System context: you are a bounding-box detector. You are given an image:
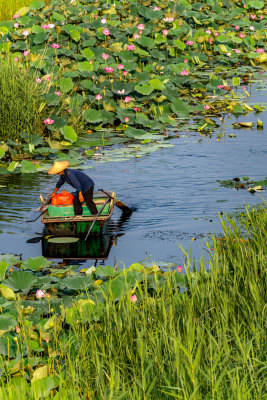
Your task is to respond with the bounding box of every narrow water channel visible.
[0,84,266,268]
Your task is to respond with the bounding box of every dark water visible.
[0,83,266,268]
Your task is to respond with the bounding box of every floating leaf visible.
[48,237,79,243]
[60,126,78,143]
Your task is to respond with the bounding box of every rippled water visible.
[0,83,266,267]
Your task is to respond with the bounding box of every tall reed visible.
[0,57,46,142]
[0,204,266,399]
[0,0,31,22]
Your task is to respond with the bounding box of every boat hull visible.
[41,191,115,236]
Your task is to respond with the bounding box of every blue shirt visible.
[56,168,94,195]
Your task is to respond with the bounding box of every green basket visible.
[47,202,110,217]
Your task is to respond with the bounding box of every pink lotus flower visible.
[243,4,246,7]
[209,38,213,44]
[137,24,144,30]
[226,52,232,56]
[14,57,19,62]
[214,32,219,37]
[48,23,55,29]
[256,48,264,53]
[204,105,210,110]
[235,26,240,30]
[43,118,54,125]
[118,89,125,94]
[180,70,189,76]
[41,24,49,29]
[130,294,137,303]
[101,18,107,24]
[249,26,255,31]
[239,33,246,38]
[250,14,256,20]
[43,75,51,81]
[163,17,174,22]
[133,33,140,39]
[260,15,263,20]
[102,28,110,36]
[24,50,30,56]
[104,66,114,73]
[36,78,42,83]
[217,85,224,89]
[125,117,129,122]
[162,29,168,36]
[22,30,29,37]
[138,30,142,34]
[16,326,20,333]
[51,43,60,48]
[124,96,132,103]
[205,29,212,34]
[36,289,46,299]
[14,23,19,28]
[234,49,241,54]
[186,40,194,45]
[13,14,20,19]
[134,107,140,111]
[117,64,124,70]
[54,91,61,96]
[96,94,102,100]
[123,71,128,76]
[153,6,161,11]
[184,59,188,63]
[102,53,109,60]
[127,44,135,51]
[177,266,182,272]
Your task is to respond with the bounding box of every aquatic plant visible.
[0,203,266,398]
[0,0,265,143]
[0,56,47,142]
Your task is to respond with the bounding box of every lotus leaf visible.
[95,266,117,277]
[0,316,17,331]
[0,262,8,280]
[0,285,16,301]
[21,257,52,272]
[3,272,37,292]
[59,126,78,143]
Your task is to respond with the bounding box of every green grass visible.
[0,0,31,22]
[0,204,266,399]
[0,56,47,142]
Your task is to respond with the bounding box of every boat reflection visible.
[41,211,132,264]
[42,234,115,261]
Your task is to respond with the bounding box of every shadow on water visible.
[24,211,133,266]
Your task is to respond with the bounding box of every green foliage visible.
[0,57,46,141]
[0,205,266,398]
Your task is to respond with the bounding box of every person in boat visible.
[48,161,98,216]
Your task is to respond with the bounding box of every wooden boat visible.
[42,191,115,236]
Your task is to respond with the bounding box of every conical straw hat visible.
[48,161,69,175]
